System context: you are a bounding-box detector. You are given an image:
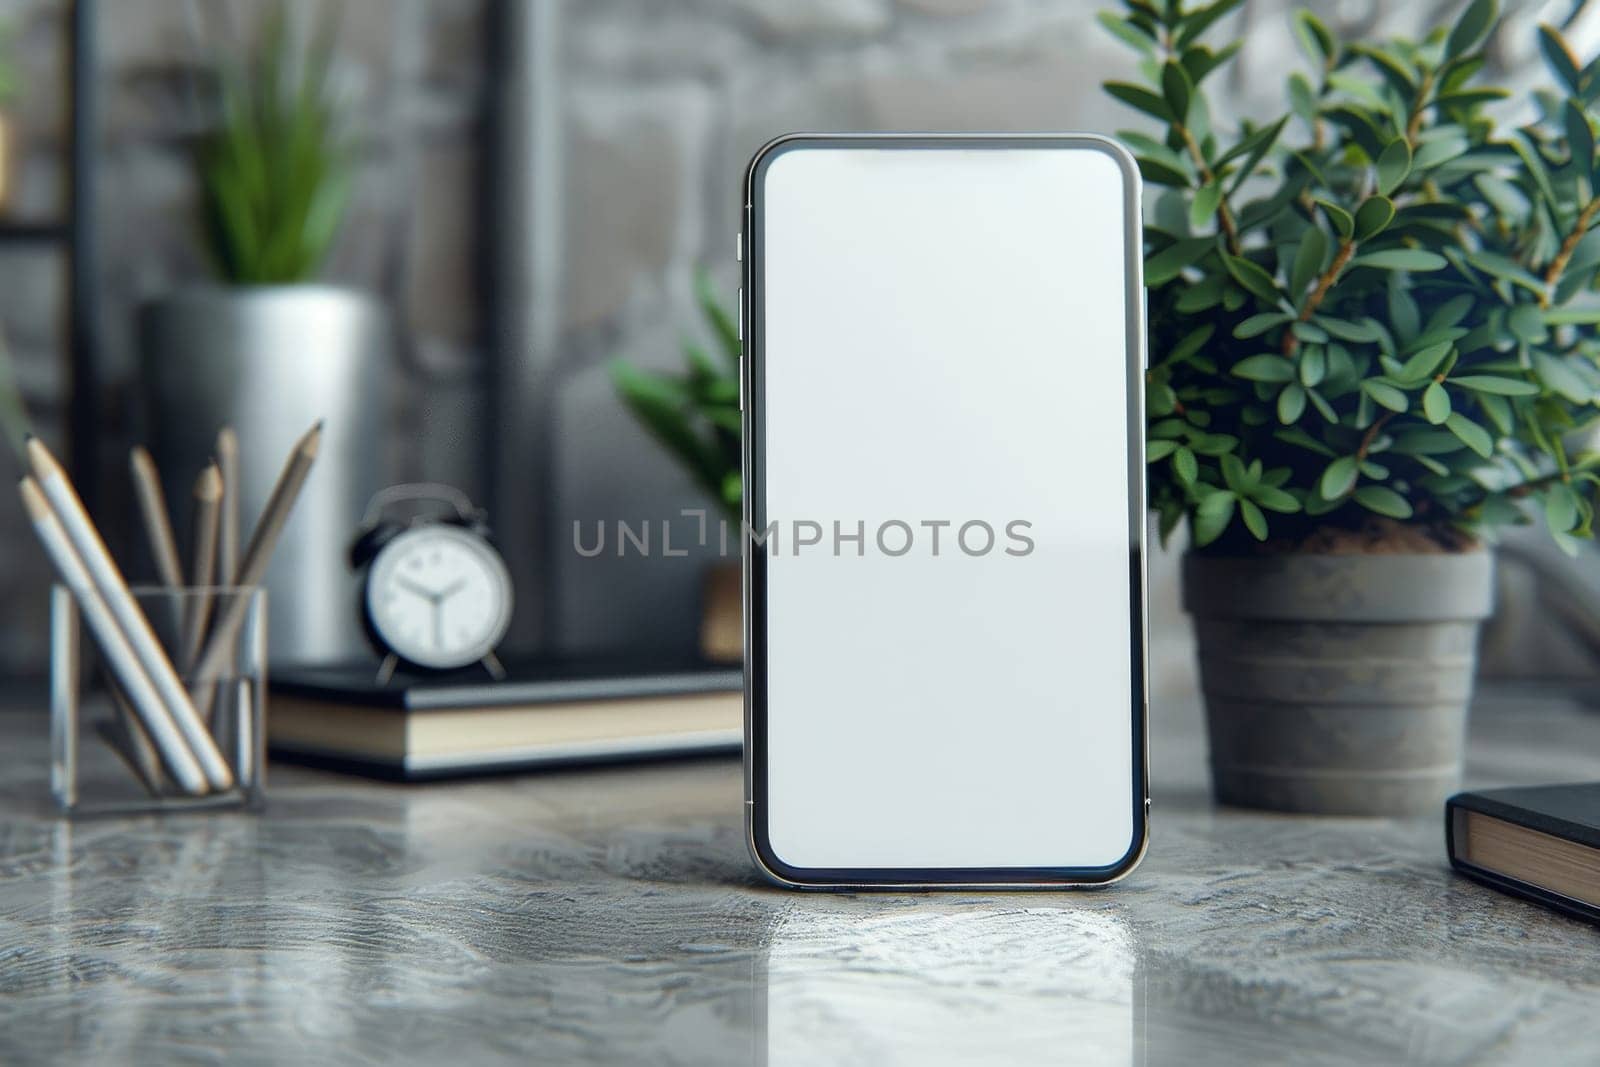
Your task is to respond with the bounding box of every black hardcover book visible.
[268,658,743,780]
[1446,783,1600,924]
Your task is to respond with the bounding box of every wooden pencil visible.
[20,476,209,795]
[216,427,239,585]
[191,420,322,694]
[183,462,223,670]
[26,439,233,791]
[130,446,184,589]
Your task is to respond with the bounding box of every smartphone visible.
[741,134,1148,888]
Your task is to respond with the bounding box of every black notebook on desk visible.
[268,658,743,780]
[1446,784,1600,923]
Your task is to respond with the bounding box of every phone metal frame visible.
[740,133,1150,889]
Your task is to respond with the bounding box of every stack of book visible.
[269,658,742,779]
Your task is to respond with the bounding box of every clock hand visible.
[397,576,438,601]
[432,600,443,650]
[435,577,468,602]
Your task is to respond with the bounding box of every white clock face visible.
[365,525,514,670]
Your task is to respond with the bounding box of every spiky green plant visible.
[197,3,348,284]
[1105,0,1600,553]
[612,273,742,521]
[0,20,18,105]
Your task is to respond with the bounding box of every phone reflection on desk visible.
[758,904,1137,1066]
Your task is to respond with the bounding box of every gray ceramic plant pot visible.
[139,285,391,666]
[1182,550,1495,815]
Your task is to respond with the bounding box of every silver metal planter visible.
[139,285,391,666]
[1183,551,1495,815]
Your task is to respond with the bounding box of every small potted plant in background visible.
[1104,0,1600,814]
[612,273,742,663]
[140,1,389,665]
[0,18,19,215]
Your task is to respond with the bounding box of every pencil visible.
[183,462,223,670]
[20,477,209,795]
[130,446,184,589]
[26,440,234,792]
[104,679,168,796]
[216,427,239,585]
[192,420,322,690]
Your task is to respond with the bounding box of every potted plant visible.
[1103,0,1600,813]
[612,273,742,662]
[139,3,388,665]
[0,18,19,214]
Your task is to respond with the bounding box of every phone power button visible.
[738,356,745,412]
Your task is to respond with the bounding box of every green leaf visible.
[1423,381,1451,423]
[1411,135,1471,171]
[1446,412,1495,457]
[1565,99,1596,181]
[1173,0,1247,49]
[1300,345,1327,387]
[1538,24,1582,94]
[1252,484,1301,513]
[1290,226,1329,297]
[696,271,741,365]
[1293,10,1336,66]
[1361,379,1410,412]
[1105,81,1173,122]
[1145,237,1213,286]
[1278,383,1307,423]
[1398,341,1452,382]
[1509,131,1559,209]
[1354,485,1414,519]
[1508,303,1550,344]
[1146,439,1178,461]
[1306,386,1338,422]
[1166,324,1216,365]
[1278,426,1337,457]
[1097,12,1156,54]
[1161,61,1193,120]
[1545,306,1600,326]
[1223,253,1282,301]
[1320,456,1359,499]
[1139,156,1191,186]
[1465,250,1546,296]
[1451,374,1540,396]
[1148,380,1178,415]
[1479,392,1515,435]
[1234,312,1294,339]
[1219,116,1289,194]
[1534,351,1596,403]
[1546,483,1580,533]
[1354,196,1396,241]
[1172,446,1199,485]
[1192,490,1236,547]
[1232,354,1297,382]
[1190,181,1223,230]
[1446,0,1497,59]
[1350,249,1448,272]
[1318,199,1354,239]
[1238,497,1268,540]
[1376,140,1412,196]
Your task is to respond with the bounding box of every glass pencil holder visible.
[51,584,267,815]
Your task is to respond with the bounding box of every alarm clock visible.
[349,484,513,682]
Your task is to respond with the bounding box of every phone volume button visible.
[738,356,745,412]
[737,287,744,342]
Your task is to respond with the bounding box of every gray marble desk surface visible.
[2,685,1600,1066]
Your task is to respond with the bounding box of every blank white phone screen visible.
[758,142,1140,873]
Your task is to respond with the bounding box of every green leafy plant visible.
[611,272,742,520]
[1104,0,1600,553]
[197,3,348,284]
[0,20,18,105]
